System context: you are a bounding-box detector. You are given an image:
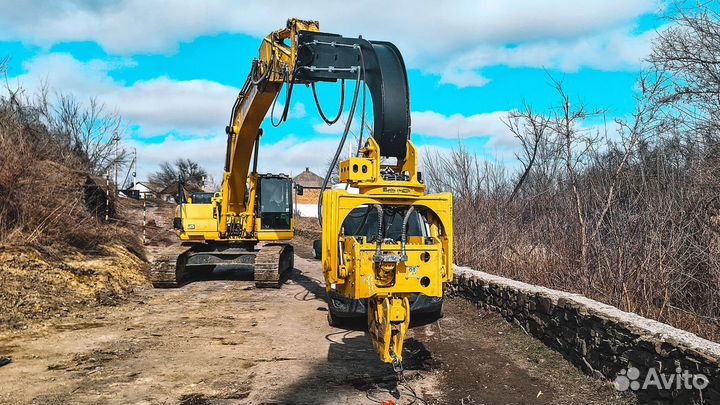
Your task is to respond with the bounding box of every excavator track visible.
[254,244,294,288]
[149,243,293,288]
[149,247,190,288]
[149,259,181,288]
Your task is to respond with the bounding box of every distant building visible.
[158,181,203,203]
[293,167,323,217]
[130,181,162,199]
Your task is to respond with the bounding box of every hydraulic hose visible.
[270,67,295,127]
[250,55,272,86]
[229,53,274,129]
[355,46,368,156]
[312,79,345,125]
[355,78,367,155]
[400,206,415,258]
[317,66,363,225]
[373,204,384,258]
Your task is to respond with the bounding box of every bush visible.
[0,79,137,251]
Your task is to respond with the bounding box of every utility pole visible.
[105,170,110,221]
[132,148,137,188]
[113,131,120,194]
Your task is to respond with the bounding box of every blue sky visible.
[0,1,667,184]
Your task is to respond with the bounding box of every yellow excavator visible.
[156,19,453,370]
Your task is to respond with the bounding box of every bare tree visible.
[149,158,208,189]
[408,2,720,342]
[503,103,551,202]
[1,81,127,177]
[0,56,7,76]
[649,2,720,138]
[0,74,137,250]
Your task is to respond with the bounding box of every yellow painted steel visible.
[221,19,319,238]
[322,138,453,364]
[177,18,319,244]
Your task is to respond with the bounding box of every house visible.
[158,181,203,203]
[293,167,323,217]
[130,181,162,199]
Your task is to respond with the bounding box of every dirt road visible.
[0,247,630,404]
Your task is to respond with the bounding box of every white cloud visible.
[255,135,338,176]
[0,1,658,54]
[9,53,340,179]
[12,53,306,137]
[434,27,659,86]
[130,134,227,181]
[270,101,308,121]
[108,77,238,135]
[438,69,490,88]
[0,1,662,87]
[312,110,517,152]
[13,53,239,136]
[311,113,363,135]
[130,109,517,181]
[130,133,338,181]
[411,110,515,146]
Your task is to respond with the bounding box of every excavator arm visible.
[221,19,320,237]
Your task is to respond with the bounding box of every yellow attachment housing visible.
[321,191,454,297]
[321,139,453,365]
[340,157,376,183]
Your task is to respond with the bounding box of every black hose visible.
[229,52,273,130]
[312,79,345,125]
[355,79,367,155]
[317,66,362,225]
[373,204,383,257]
[355,46,368,156]
[250,56,272,86]
[401,206,414,257]
[351,205,373,237]
[270,67,295,127]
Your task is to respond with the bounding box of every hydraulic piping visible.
[373,204,384,259]
[317,64,362,225]
[312,79,345,125]
[400,206,415,260]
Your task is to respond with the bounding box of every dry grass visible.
[0,83,141,252]
[0,243,149,329]
[0,68,148,328]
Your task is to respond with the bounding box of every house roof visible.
[133,181,163,192]
[293,167,323,188]
[158,181,203,196]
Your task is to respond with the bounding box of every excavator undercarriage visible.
[150,243,294,288]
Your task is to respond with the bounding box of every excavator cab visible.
[256,174,293,230]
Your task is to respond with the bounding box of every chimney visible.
[305,167,309,172]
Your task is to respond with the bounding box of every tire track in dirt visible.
[0,247,633,404]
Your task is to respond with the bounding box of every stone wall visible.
[451,266,720,404]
